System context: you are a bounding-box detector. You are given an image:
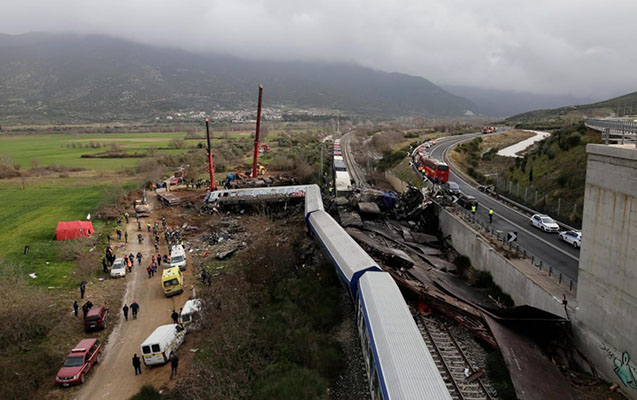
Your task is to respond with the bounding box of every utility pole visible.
[251,84,264,178]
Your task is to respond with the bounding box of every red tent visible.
[56,221,94,241]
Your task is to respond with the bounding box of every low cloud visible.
[2,0,635,98]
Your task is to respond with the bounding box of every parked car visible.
[457,194,478,210]
[530,214,560,232]
[84,306,109,331]
[55,339,102,386]
[559,230,582,248]
[110,258,126,278]
[443,181,460,196]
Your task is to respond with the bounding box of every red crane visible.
[205,118,216,191]
[251,84,264,178]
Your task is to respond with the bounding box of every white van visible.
[181,299,202,331]
[140,324,185,366]
[169,245,187,271]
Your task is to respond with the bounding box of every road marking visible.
[425,136,580,263]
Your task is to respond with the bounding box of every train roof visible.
[358,272,452,400]
[308,210,379,297]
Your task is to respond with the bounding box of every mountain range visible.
[505,91,637,127]
[0,33,477,123]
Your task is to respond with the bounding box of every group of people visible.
[131,352,179,378]
[121,301,140,321]
[72,299,94,318]
[75,209,189,380]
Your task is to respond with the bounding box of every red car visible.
[84,306,109,332]
[55,339,102,386]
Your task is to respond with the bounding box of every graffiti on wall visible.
[614,352,637,389]
[602,344,637,389]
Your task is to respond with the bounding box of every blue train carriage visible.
[357,272,452,400]
[306,209,380,298]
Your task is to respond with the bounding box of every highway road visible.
[424,133,581,283]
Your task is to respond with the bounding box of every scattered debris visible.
[29,273,37,279]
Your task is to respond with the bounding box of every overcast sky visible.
[2,0,635,99]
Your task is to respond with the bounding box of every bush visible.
[270,155,296,171]
[566,134,581,149]
[377,146,408,171]
[252,362,328,400]
[557,174,568,188]
[472,270,514,307]
[170,138,186,149]
[0,264,53,350]
[546,149,555,160]
[453,255,471,277]
[130,385,163,400]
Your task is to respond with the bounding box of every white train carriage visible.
[307,210,380,298]
[304,184,324,216]
[335,170,353,196]
[357,272,452,400]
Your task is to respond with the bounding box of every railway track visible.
[415,314,494,400]
[340,131,367,187]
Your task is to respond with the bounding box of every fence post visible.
[525,187,528,202]
[535,190,538,204]
[570,280,574,291]
[516,181,520,197]
[509,181,512,194]
[539,260,543,270]
[557,198,561,216]
[573,203,577,216]
[559,273,562,284]
[531,255,535,265]
[549,266,552,276]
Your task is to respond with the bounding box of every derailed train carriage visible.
[205,185,451,399]
[304,188,451,400]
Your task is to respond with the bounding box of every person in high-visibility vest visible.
[489,208,494,223]
[471,205,476,216]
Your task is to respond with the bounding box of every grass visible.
[391,158,425,189]
[0,181,119,287]
[0,132,193,170]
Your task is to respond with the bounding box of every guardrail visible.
[451,203,578,291]
[407,150,579,289]
[586,119,637,146]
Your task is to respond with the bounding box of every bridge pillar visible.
[574,144,637,399]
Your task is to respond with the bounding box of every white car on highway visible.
[559,230,582,248]
[530,214,560,232]
[110,258,126,278]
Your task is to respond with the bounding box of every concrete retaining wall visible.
[438,208,569,318]
[573,144,637,400]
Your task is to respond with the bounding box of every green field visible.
[0,132,195,170]
[0,181,119,287]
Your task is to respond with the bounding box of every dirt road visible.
[75,203,191,400]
